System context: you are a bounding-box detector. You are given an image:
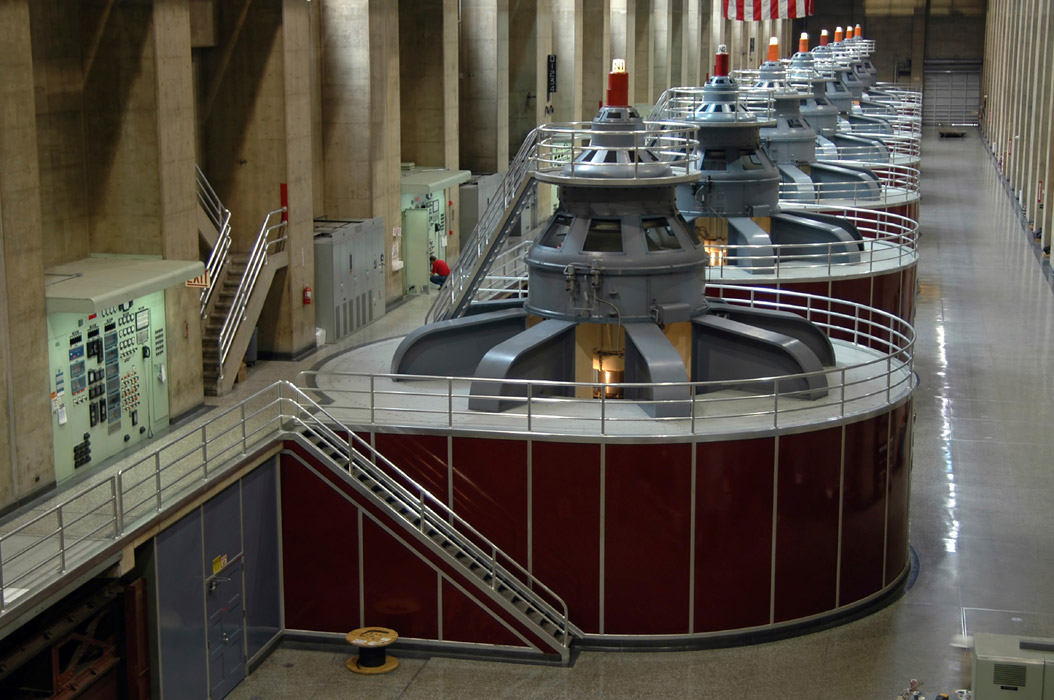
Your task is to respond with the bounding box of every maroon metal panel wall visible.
[451,437,529,564]
[362,518,440,639]
[901,265,918,323]
[694,437,776,632]
[281,456,361,632]
[604,443,692,634]
[840,414,890,606]
[885,401,914,585]
[774,427,842,622]
[829,277,875,345]
[531,441,602,634]
[441,580,527,647]
[373,432,450,503]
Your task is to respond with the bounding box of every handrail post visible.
[58,507,67,573]
[202,426,209,481]
[154,453,163,512]
[491,544,498,589]
[116,473,125,535]
[241,403,247,454]
[111,478,120,538]
[419,487,426,534]
[773,378,779,429]
[526,382,533,433]
[448,377,454,428]
[369,374,376,425]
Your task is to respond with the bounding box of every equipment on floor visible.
[972,633,1054,700]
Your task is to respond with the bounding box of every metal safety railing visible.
[0,382,572,656]
[196,165,233,319]
[427,119,700,323]
[216,208,287,377]
[778,162,920,204]
[651,85,775,123]
[707,205,919,278]
[825,132,921,164]
[426,129,541,324]
[297,287,916,438]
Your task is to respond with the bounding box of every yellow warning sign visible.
[212,554,228,574]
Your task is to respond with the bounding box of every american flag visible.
[723,0,814,20]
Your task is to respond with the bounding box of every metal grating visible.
[992,662,1028,687]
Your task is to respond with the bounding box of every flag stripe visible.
[725,0,811,18]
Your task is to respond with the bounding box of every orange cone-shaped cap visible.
[819,29,829,46]
[767,36,780,62]
[834,26,843,43]
[799,32,810,53]
[846,25,854,39]
[855,24,863,39]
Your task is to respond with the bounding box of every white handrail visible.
[0,381,572,653]
[196,165,233,318]
[217,208,287,375]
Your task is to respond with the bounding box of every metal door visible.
[206,560,245,699]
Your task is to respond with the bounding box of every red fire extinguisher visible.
[303,286,313,305]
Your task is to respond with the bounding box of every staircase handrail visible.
[282,387,572,647]
[195,165,234,318]
[426,128,541,323]
[217,208,287,375]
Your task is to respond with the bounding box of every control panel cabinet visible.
[48,291,170,482]
[314,218,386,344]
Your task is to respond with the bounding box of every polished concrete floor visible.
[225,128,1053,698]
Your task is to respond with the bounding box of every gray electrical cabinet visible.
[313,218,386,343]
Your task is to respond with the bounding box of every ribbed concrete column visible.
[509,0,544,153]
[631,0,650,104]
[651,0,672,101]
[0,0,52,502]
[552,0,583,122]
[460,0,510,172]
[582,0,611,115]
[320,0,402,300]
[1041,5,1054,250]
[400,0,448,167]
[680,0,702,88]
[909,0,926,84]
[154,0,206,415]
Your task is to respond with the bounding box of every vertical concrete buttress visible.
[154,0,207,416]
[460,0,511,172]
[0,0,53,502]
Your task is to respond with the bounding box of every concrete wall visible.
[0,0,53,505]
[400,0,446,167]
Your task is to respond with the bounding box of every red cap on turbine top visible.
[606,59,629,106]
[834,26,844,43]
[714,45,730,77]
[846,25,854,40]
[855,24,863,39]
[767,36,780,63]
[819,29,829,46]
[799,32,810,53]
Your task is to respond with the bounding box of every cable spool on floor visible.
[345,627,399,674]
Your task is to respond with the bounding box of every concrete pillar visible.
[581,0,610,115]
[651,0,672,101]
[909,0,926,85]
[401,0,447,168]
[319,0,403,301]
[680,0,702,88]
[1041,5,1054,250]
[460,0,510,172]
[552,0,583,122]
[154,0,206,415]
[0,0,53,502]
[632,0,650,105]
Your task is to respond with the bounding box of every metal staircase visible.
[288,398,577,663]
[196,166,288,396]
[426,129,541,323]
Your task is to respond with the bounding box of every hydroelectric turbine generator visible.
[391,62,835,418]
